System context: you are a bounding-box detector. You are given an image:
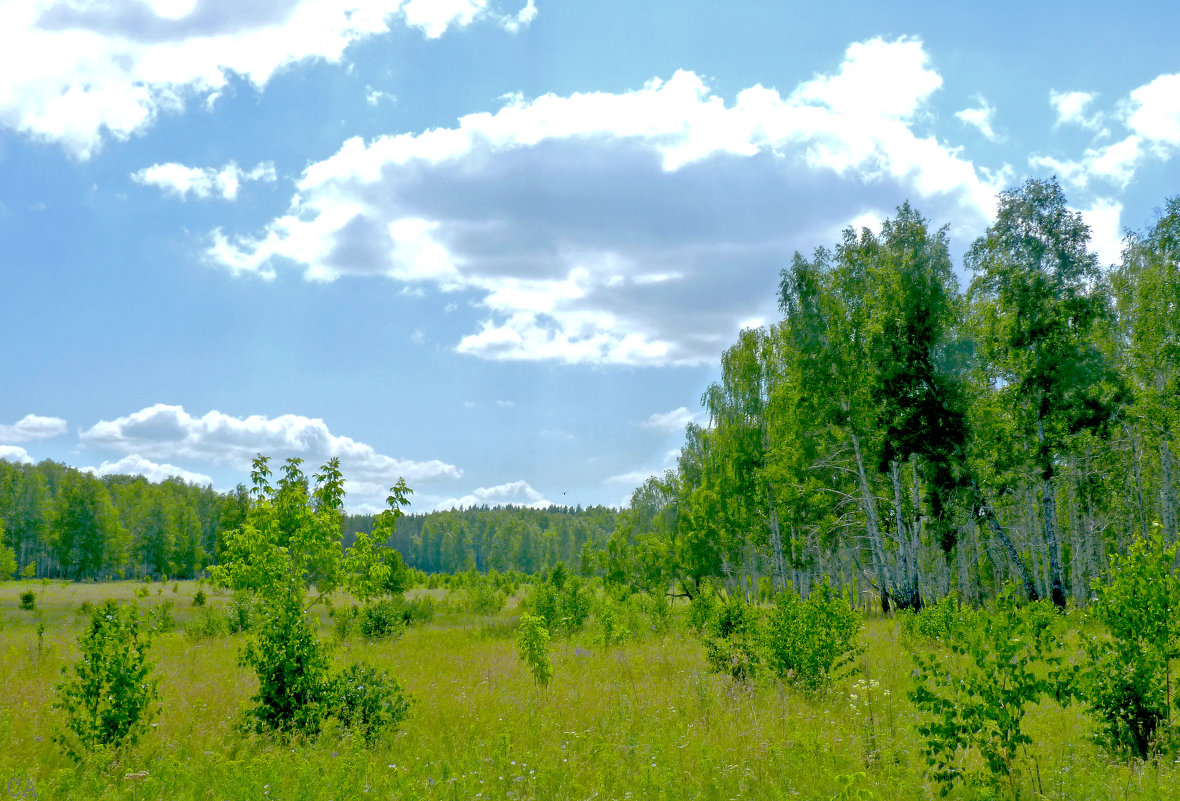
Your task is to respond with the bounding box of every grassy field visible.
[1,580,1177,800]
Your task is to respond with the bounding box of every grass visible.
[1,579,1177,800]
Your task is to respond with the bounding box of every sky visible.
[1,1,1178,513]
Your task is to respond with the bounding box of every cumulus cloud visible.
[0,445,34,464]
[1080,198,1126,267]
[0,0,531,158]
[639,406,702,433]
[0,413,67,443]
[78,403,462,490]
[132,160,276,200]
[955,96,1001,142]
[206,36,1002,366]
[1050,90,1106,133]
[1034,73,1180,193]
[433,479,550,510]
[82,454,214,485]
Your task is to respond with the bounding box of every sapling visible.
[517,613,553,686]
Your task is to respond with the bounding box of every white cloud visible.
[132,161,276,200]
[0,445,33,464]
[82,454,213,485]
[0,413,67,443]
[0,0,524,158]
[606,469,659,486]
[639,406,702,433]
[1126,73,1180,149]
[1050,90,1106,133]
[955,96,1001,142]
[433,479,550,510]
[365,86,396,107]
[1080,198,1125,266]
[78,403,462,490]
[206,37,1002,366]
[1035,73,1180,191]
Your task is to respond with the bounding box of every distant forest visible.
[0,457,615,581]
[4,179,1178,614]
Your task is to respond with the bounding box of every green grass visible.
[1,580,1176,800]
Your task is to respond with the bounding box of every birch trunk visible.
[850,428,894,611]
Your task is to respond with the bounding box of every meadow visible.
[1,579,1177,801]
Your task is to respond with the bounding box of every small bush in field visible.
[910,587,1066,796]
[700,592,761,681]
[763,580,861,692]
[19,590,35,610]
[192,589,206,607]
[899,592,973,644]
[517,613,553,686]
[184,607,229,640]
[227,591,254,633]
[330,663,412,742]
[359,599,406,640]
[148,601,176,633]
[53,601,158,761]
[402,594,436,625]
[240,596,333,735]
[1082,527,1180,758]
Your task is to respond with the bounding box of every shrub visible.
[192,589,207,607]
[239,595,333,735]
[19,591,35,611]
[1082,527,1180,758]
[763,580,861,693]
[359,599,407,640]
[148,601,176,633]
[517,613,553,686]
[465,577,507,617]
[899,592,972,644]
[700,592,761,680]
[910,587,1066,796]
[227,591,254,633]
[183,608,229,640]
[53,601,158,761]
[402,594,436,625]
[330,663,412,742]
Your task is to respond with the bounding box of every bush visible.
[359,599,407,640]
[227,591,254,633]
[240,596,333,735]
[148,601,176,633]
[19,591,35,611]
[192,589,207,607]
[330,663,412,743]
[1082,528,1180,758]
[700,592,761,680]
[465,577,507,617]
[53,601,158,761]
[183,608,229,640]
[763,580,861,692]
[899,592,973,644]
[910,588,1066,796]
[516,613,553,686]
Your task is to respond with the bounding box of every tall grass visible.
[1,580,1176,799]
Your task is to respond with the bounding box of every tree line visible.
[607,180,1179,611]
[0,456,616,580]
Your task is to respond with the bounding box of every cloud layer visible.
[78,404,462,503]
[0,414,68,443]
[433,479,550,511]
[207,37,1004,366]
[82,454,214,486]
[0,0,533,157]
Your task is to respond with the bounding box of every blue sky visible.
[1,1,1178,512]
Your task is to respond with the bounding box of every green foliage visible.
[899,592,974,644]
[1082,527,1180,758]
[192,589,206,607]
[763,581,861,692]
[239,590,333,736]
[459,572,508,616]
[0,543,16,580]
[183,607,230,640]
[148,601,176,633]
[53,600,158,761]
[700,592,761,681]
[227,590,254,633]
[329,663,412,743]
[516,613,552,687]
[525,573,591,636]
[359,599,407,640]
[910,588,1067,796]
[19,590,35,610]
